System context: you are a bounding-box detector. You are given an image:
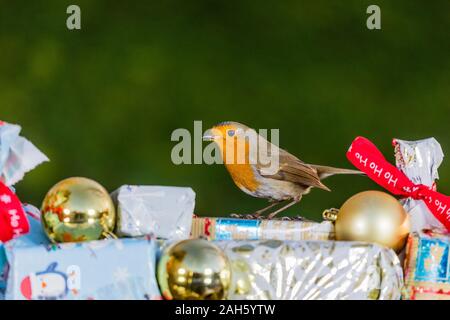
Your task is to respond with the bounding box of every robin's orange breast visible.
[224,163,260,193]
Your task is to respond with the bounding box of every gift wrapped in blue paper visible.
[403,230,450,300]
[0,204,49,299]
[0,120,49,299]
[4,237,161,300]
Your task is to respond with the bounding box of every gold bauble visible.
[41,177,116,243]
[157,239,232,300]
[335,191,410,252]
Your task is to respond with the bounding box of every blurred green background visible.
[1,1,449,220]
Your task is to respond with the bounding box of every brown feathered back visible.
[256,145,361,191]
[257,148,331,191]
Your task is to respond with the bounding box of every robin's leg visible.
[267,197,301,219]
[230,200,284,219]
[252,200,285,218]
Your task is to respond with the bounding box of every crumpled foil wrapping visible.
[394,138,445,231]
[112,185,195,240]
[0,122,48,186]
[191,217,334,241]
[403,230,450,300]
[216,240,403,300]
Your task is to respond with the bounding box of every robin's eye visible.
[227,130,235,137]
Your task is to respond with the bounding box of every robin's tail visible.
[310,165,364,180]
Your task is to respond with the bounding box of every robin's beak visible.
[202,129,221,142]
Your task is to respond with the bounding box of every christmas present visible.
[191,217,334,241]
[216,240,403,300]
[112,185,195,240]
[394,138,446,232]
[0,204,49,299]
[4,237,161,300]
[403,231,450,300]
[347,136,450,232]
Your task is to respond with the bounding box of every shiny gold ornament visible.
[157,239,232,300]
[41,177,116,243]
[335,190,410,252]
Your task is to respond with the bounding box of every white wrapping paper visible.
[0,122,49,186]
[112,185,195,240]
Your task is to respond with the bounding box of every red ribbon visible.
[347,136,450,231]
[0,181,29,242]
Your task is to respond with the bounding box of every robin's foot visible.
[228,213,266,220]
[229,213,256,219]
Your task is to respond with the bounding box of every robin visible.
[203,121,361,218]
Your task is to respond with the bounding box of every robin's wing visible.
[256,147,330,191]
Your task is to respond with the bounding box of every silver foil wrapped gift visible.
[112,185,195,240]
[216,240,403,300]
[394,138,445,232]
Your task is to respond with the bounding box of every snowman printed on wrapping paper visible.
[20,262,81,300]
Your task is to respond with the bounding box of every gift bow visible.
[0,181,29,242]
[347,136,450,231]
